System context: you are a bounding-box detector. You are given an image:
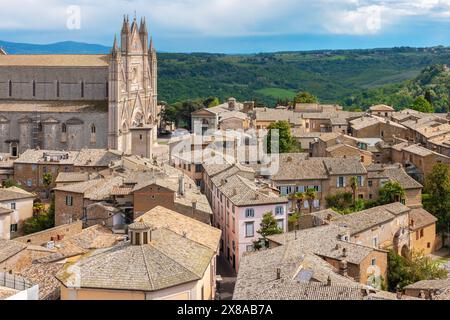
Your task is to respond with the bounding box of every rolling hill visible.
[1,40,449,109]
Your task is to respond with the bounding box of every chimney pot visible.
[327,276,331,286]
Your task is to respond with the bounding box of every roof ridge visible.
[140,244,156,291]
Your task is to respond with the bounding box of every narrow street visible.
[216,254,237,300]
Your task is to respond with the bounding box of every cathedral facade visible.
[0,15,158,158]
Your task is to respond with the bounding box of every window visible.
[337,176,345,188]
[135,232,140,245]
[139,134,143,140]
[10,203,16,210]
[10,224,18,233]
[195,164,203,173]
[369,194,373,199]
[368,180,373,187]
[246,245,254,252]
[420,229,424,238]
[91,124,96,134]
[66,195,73,206]
[32,80,36,97]
[61,123,67,133]
[56,81,60,97]
[357,176,364,187]
[27,179,32,187]
[277,219,284,230]
[105,81,109,97]
[373,236,379,248]
[427,242,431,249]
[245,222,254,238]
[81,81,85,98]
[313,200,320,208]
[275,206,284,216]
[245,208,255,218]
[8,80,12,97]
[371,259,376,266]
[143,232,148,244]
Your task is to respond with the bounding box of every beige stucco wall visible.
[0,197,34,239]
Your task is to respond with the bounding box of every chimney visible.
[228,97,236,111]
[326,276,331,286]
[192,200,197,217]
[178,174,185,196]
[419,290,426,299]
[276,268,281,280]
[339,249,348,277]
[410,219,415,228]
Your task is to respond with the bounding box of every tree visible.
[23,195,55,235]
[411,96,434,113]
[2,179,23,189]
[350,176,358,206]
[42,172,53,199]
[266,121,295,154]
[255,212,283,248]
[289,192,305,213]
[293,92,318,104]
[288,212,301,231]
[378,181,405,205]
[423,163,450,242]
[388,250,448,291]
[305,188,317,213]
[203,96,220,108]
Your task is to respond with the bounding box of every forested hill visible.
[157,47,450,109]
[1,39,449,110]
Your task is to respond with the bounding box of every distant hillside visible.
[1,40,449,109]
[344,64,450,112]
[0,40,110,54]
[156,47,450,107]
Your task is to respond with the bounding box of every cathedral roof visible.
[0,54,109,67]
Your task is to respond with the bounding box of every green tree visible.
[350,176,358,206]
[266,121,295,154]
[423,163,450,242]
[2,179,23,189]
[23,195,55,235]
[204,96,220,108]
[255,212,283,248]
[42,172,53,199]
[305,188,317,213]
[289,192,305,213]
[288,212,301,231]
[326,192,353,212]
[378,181,405,205]
[388,250,448,291]
[293,91,318,104]
[410,96,434,113]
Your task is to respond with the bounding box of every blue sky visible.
[0,0,449,53]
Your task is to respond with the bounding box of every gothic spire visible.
[121,14,130,34]
[139,17,148,35]
[112,34,119,54]
[131,14,138,33]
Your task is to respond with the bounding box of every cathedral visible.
[0,15,159,158]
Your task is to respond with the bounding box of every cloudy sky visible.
[0,0,449,53]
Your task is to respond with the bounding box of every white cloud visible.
[0,0,449,38]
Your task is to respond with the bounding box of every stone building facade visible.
[0,15,159,158]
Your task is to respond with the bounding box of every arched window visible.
[61,123,67,133]
[38,122,42,132]
[8,80,12,97]
[90,124,96,134]
[32,80,36,97]
[81,81,84,98]
[56,81,60,98]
